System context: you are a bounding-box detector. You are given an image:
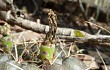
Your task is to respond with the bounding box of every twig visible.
[59,38,67,56]
[19,36,27,58]
[78,0,94,34]
[14,31,25,61]
[32,0,39,15]
[86,21,110,34]
[51,50,63,65]
[7,62,23,70]
[8,51,16,60]
[14,44,18,61]
[96,48,108,70]
[67,43,72,57]
[16,31,25,44]
[0,9,109,47]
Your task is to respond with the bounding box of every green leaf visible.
[74,30,85,37]
[40,44,55,61]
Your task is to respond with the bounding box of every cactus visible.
[0,23,14,53]
[40,44,55,61]
[39,9,57,64]
[2,35,13,53]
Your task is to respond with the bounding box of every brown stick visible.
[0,11,110,46]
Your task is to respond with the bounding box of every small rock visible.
[22,63,42,70]
[0,54,12,70]
[47,63,68,70]
[62,57,87,70]
[4,60,22,70]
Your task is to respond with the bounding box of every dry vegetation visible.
[0,0,110,70]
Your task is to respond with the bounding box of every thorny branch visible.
[59,35,110,46]
[7,17,110,46]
